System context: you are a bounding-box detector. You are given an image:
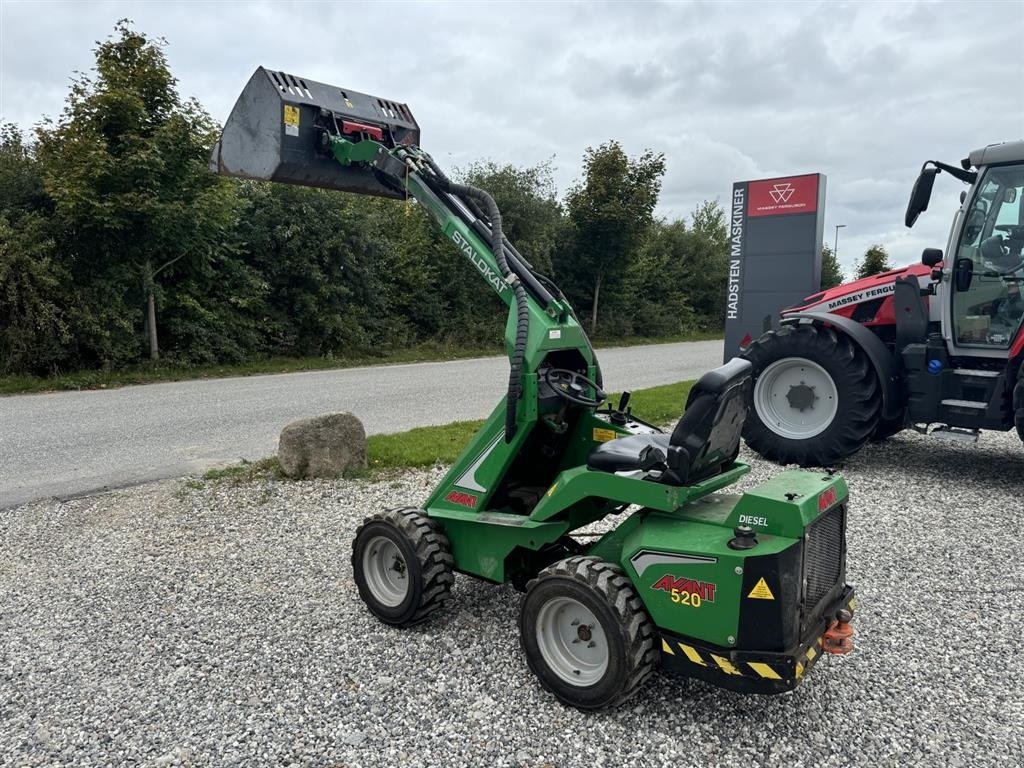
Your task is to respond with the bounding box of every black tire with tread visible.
[519,556,657,710]
[352,507,454,628]
[870,415,907,443]
[741,323,881,466]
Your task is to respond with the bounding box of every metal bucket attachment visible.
[210,67,419,199]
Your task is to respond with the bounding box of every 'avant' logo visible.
[769,183,795,203]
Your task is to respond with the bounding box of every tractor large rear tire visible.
[352,507,454,628]
[1014,364,1024,443]
[520,557,657,710]
[742,324,881,466]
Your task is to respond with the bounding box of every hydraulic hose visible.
[533,272,603,390]
[463,191,603,390]
[425,157,529,443]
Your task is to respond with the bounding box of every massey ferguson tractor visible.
[742,140,1024,466]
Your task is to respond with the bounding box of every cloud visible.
[1,0,1021,278]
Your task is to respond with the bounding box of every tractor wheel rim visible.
[754,357,839,439]
[362,536,409,608]
[535,596,608,686]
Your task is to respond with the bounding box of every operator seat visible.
[587,358,752,485]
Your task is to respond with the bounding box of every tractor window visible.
[952,163,1024,348]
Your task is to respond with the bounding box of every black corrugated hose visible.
[425,158,529,442]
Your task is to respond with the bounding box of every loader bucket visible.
[210,67,419,199]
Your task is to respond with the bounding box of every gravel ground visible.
[1,430,1022,767]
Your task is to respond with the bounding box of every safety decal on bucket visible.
[283,104,300,136]
[747,577,775,600]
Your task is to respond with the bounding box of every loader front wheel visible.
[520,557,657,710]
[742,324,881,466]
[352,507,454,628]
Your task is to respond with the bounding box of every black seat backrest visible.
[668,357,752,483]
[894,275,929,348]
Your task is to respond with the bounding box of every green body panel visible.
[430,507,570,582]
[619,507,793,647]
[329,136,381,165]
[727,471,849,538]
[529,463,750,522]
[585,470,848,647]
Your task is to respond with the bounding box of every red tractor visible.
[742,140,1024,466]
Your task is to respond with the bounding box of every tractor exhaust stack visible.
[210,67,419,199]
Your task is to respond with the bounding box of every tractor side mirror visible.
[921,248,943,267]
[905,166,939,228]
[954,258,974,292]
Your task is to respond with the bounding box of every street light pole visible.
[834,224,846,260]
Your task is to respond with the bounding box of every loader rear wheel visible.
[520,556,657,710]
[352,507,454,628]
[742,324,881,466]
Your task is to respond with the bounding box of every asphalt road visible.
[0,340,722,508]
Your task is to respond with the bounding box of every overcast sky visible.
[2,0,1022,275]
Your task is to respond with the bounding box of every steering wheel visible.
[544,368,606,408]
[995,224,1024,241]
[981,233,1024,276]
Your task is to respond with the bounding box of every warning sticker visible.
[748,577,775,600]
[283,104,300,136]
[593,428,617,443]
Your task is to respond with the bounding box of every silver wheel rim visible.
[362,535,409,607]
[535,596,608,686]
[754,357,839,439]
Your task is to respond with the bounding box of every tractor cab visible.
[944,160,1024,353]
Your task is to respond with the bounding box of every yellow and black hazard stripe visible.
[659,631,830,692]
[794,636,825,680]
[660,637,788,681]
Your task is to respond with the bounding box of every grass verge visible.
[1,331,720,396]
[198,379,695,485]
[367,379,694,471]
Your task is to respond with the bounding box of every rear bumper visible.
[659,585,855,695]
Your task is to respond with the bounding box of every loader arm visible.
[210,66,598,443]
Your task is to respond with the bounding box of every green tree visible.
[682,200,729,322]
[630,220,696,336]
[820,243,844,289]
[0,125,71,374]
[628,200,729,335]
[460,160,565,275]
[238,184,401,357]
[855,244,893,279]
[35,20,240,363]
[558,141,666,334]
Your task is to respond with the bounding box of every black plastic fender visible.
[779,311,902,420]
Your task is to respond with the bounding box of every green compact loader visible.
[213,68,857,709]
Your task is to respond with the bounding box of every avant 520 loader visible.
[212,68,856,709]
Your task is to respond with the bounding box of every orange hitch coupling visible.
[822,608,855,655]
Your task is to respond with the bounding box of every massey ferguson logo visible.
[769,183,796,203]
